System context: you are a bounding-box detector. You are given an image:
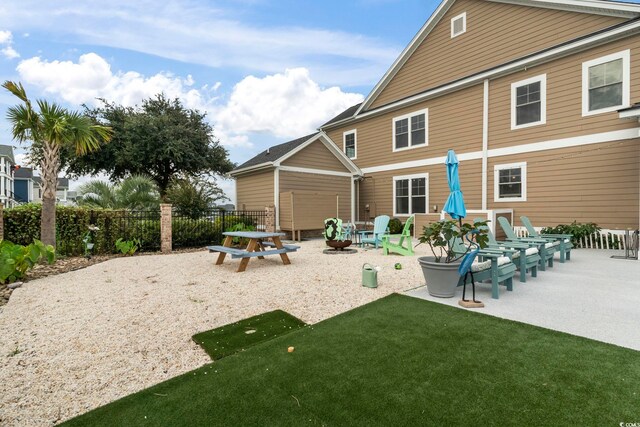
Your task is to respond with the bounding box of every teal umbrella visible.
[443,149,466,222]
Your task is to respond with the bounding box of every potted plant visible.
[417,219,489,297]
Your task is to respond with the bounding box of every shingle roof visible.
[321,103,362,128]
[57,178,69,188]
[14,167,34,179]
[618,102,640,112]
[0,145,15,163]
[233,133,318,172]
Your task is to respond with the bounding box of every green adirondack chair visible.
[520,216,572,263]
[361,215,390,249]
[497,216,556,271]
[451,236,517,299]
[479,221,541,283]
[382,215,414,256]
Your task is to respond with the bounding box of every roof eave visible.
[228,162,275,178]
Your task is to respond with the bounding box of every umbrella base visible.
[458,299,484,309]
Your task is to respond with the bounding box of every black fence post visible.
[221,210,226,234]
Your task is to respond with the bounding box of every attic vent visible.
[267,148,270,154]
[451,12,467,38]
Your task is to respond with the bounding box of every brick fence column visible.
[0,203,4,241]
[265,205,276,233]
[160,203,172,253]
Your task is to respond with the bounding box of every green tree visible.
[3,81,112,247]
[77,175,160,210]
[166,178,228,218]
[62,94,234,196]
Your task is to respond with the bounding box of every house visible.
[232,0,640,234]
[0,145,17,208]
[13,167,72,204]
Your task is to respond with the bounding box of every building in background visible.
[0,145,17,208]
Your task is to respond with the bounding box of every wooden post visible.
[160,203,172,253]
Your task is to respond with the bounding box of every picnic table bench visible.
[208,231,300,272]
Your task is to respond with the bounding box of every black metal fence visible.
[86,209,161,253]
[172,209,266,249]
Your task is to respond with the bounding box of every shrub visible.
[0,239,55,284]
[172,218,223,248]
[388,218,403,234]
[115,238,141,255]
[542,221,601,247]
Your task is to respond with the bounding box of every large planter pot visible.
[418,256,462,298]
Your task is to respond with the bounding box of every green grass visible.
[63,294,640,426]
[192,310,306,360]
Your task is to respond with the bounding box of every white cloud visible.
[216,68,363,139]
[16,53,214,110]
[0,29,19,59]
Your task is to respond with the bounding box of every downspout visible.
[274,167,280,230]
[482,79,489,211]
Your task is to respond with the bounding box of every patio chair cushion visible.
[545,241,560,248]
[564,239,571,243]
[498,247,538,259]
[471,256,511,272]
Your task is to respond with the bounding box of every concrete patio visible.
[406,249,640,351]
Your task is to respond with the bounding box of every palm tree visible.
[3,81,112,247]
[77,175,160,210]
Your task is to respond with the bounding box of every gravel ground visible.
[0,239,432,426]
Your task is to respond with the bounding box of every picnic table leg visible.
[272,236,291,265]
[256,240,266,260]
[216,236,233,265]
[237,239,258,272]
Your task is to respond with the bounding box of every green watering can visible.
[362,263,378,288]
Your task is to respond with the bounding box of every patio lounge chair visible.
[520,216,572,263]
[498,217,556,271]
[382,215,414,256]
[481,223,541,283]
[361,215,390,249]
[452,237,517,299]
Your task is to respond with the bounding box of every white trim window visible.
[343,129,357,160]
[451,12,467,38]
[494,162,527,202]
[393,173,428,216]
[392,109,428,152]
[511,74,546,129]
[582,50,630,116]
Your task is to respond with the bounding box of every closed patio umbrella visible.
[443,149,466,225]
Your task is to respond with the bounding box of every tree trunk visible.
[40,141,60,247]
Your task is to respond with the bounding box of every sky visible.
[0,0,438,202]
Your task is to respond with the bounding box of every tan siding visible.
[327,85,484,170]
[235,169,274,210]
[357,160,483,222]
[487,140,639,229]
[282,140,350,172]
[279,171,352,221]
[370,0,624,109]
[489,37,640,149]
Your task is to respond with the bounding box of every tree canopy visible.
[61,94,235,196]
[77,175,160,210]
[166,177,228,219]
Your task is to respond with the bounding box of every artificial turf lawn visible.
[192,310,306,360]
[63,294,640,426]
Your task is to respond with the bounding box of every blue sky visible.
[1,0,638,201]
[0,0,436,199]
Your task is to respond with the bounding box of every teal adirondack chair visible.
[520,216,572,263]
[451,236,517,299]
[498,217,556,271]
[480,221,541,283]
[382,215,414,256]
[361,215,390,249]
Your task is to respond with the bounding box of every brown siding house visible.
[232,0,640,232]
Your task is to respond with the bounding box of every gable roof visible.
[322,103,362,127]
[14,167,34,179]
[230,132,362,177]
[233,133,318,172]
[0,145,15,163]
[356,0,640,115]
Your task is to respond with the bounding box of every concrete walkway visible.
[405,249,640,351]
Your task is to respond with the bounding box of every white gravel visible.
[0,239,432,426]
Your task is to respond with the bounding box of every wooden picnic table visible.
[208,231,299,273]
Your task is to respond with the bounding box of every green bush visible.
[541,221,601,247]
[388,218,403,234]
[115,238,141,255]
[0,239,55,284]
[172,218,222,248]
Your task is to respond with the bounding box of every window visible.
[511,74,546,129]
[582,50,630,116]
[392,109,428,152]
[494,162,527,202]
[451,12,467,38]
[393,174,428,216]
[343,129,357,159]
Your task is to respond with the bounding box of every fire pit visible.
[324,240,357,254]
